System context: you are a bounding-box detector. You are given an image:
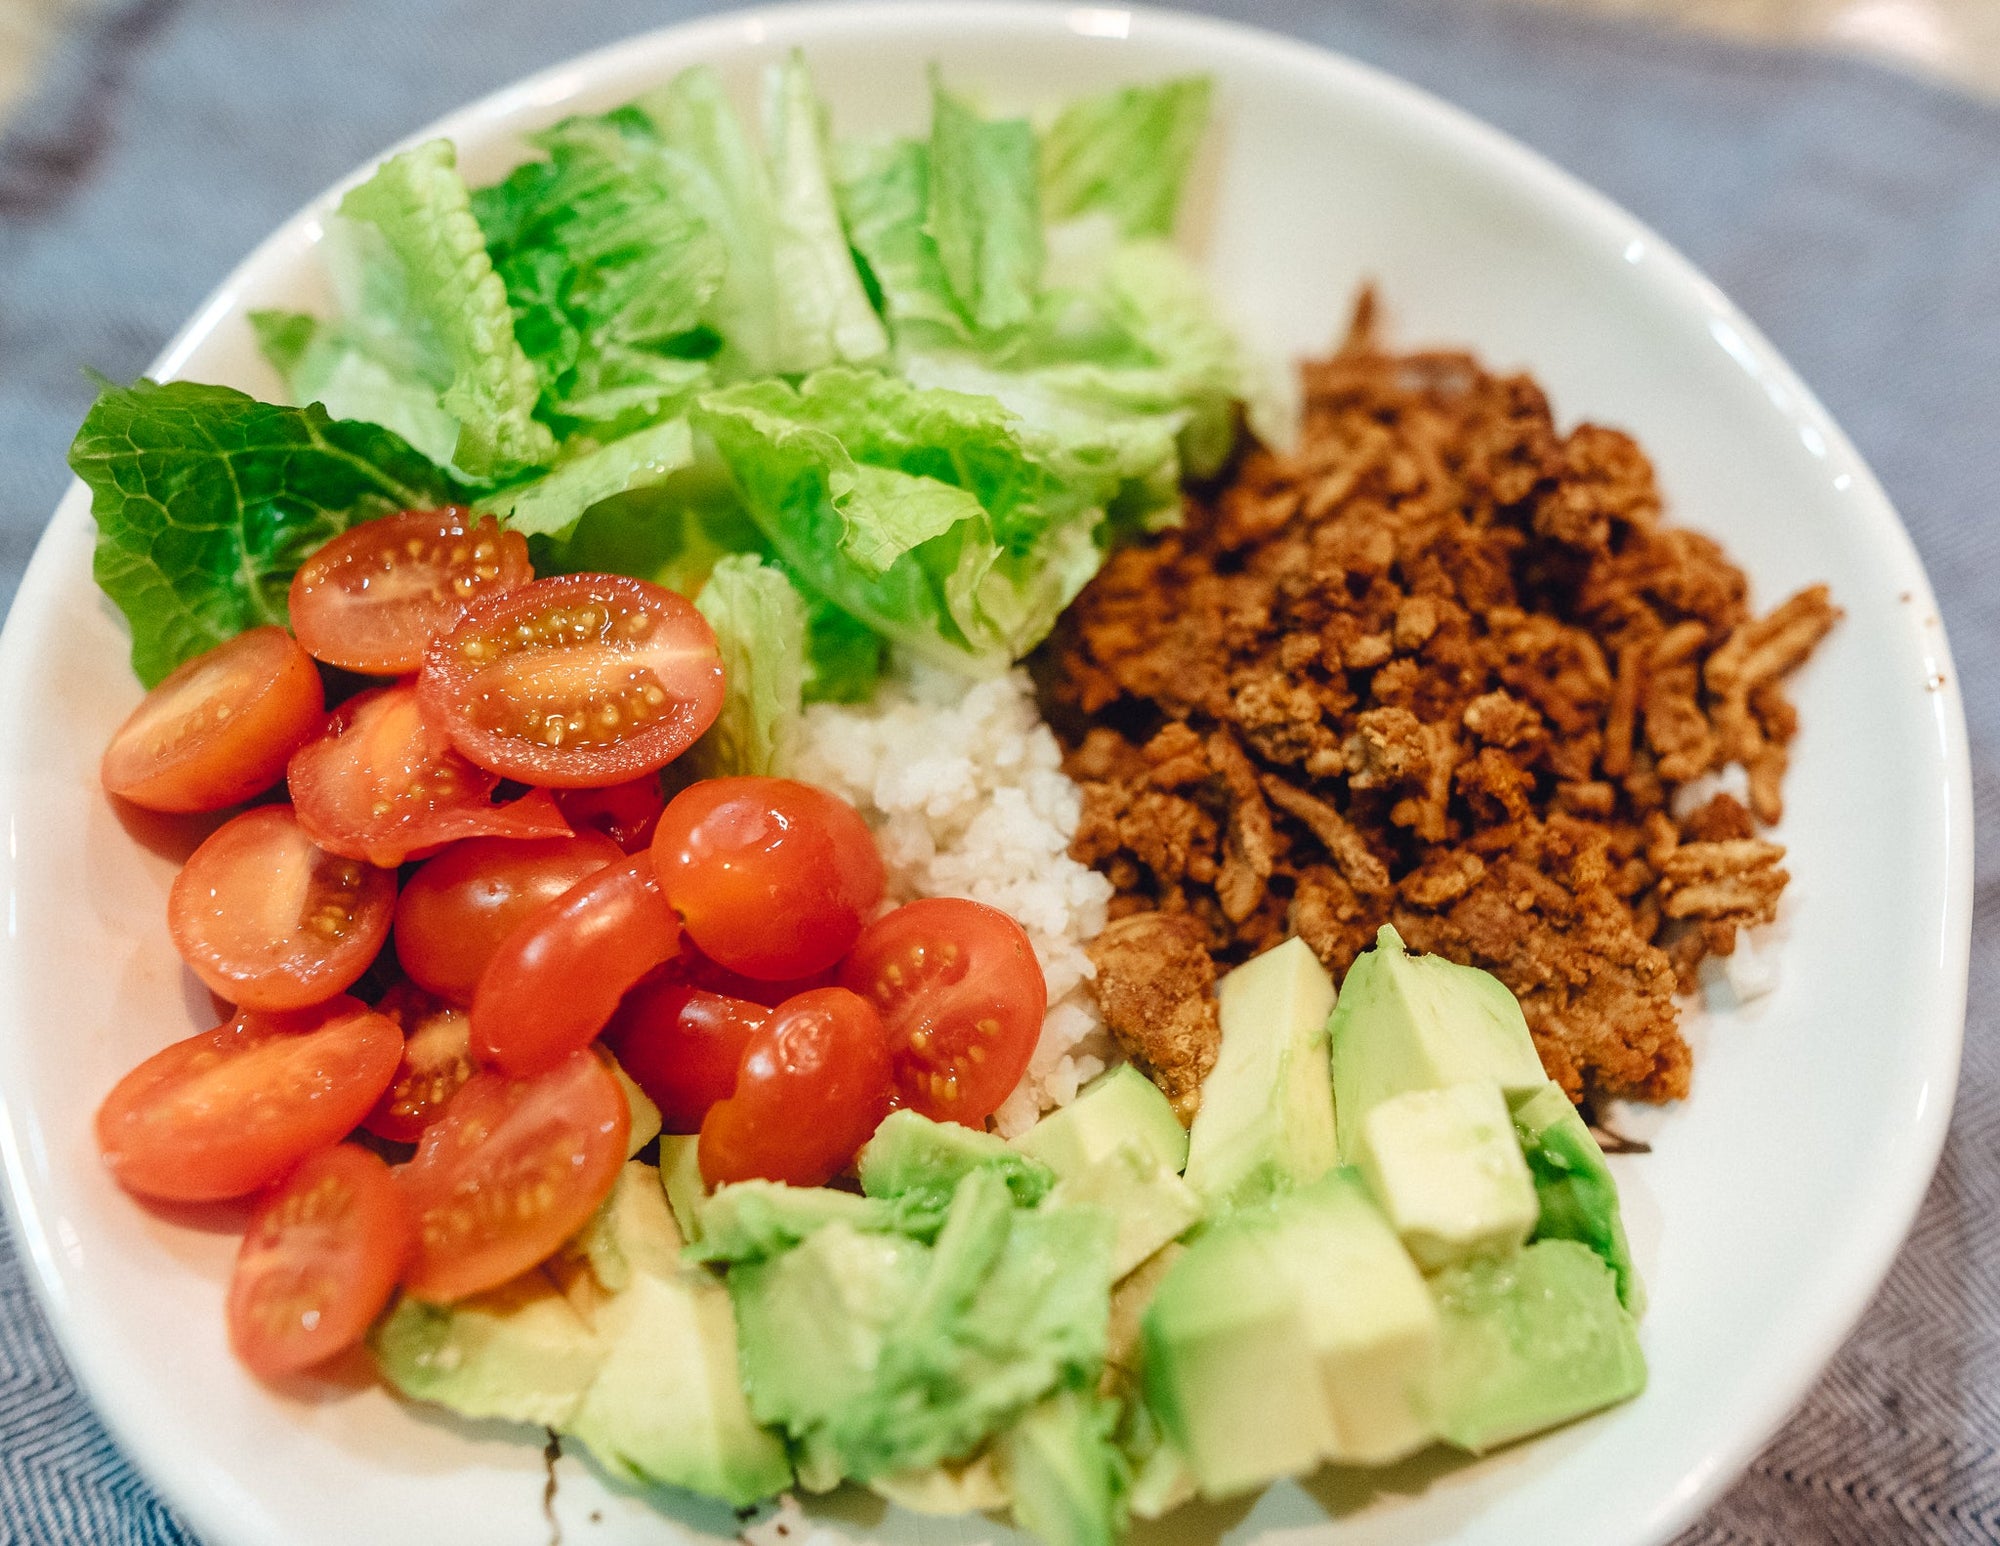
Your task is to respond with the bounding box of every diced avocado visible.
[659,1133,707,1244]
[869,1449,1009,1513]
[1015,1064,1189,1179]
[1331,926,1547,1161]
[1104,1248,1196,1521]
[1141,1170,1440,1495]
[1105,1242,1184,1374]
[1422,1239,1645,1453]
[692,1180,897,1265]
[860,1108,1054,1217]
[611,1058,662,1157]
[1355,1082,1538,1271]
[372,1270,605,1428]
[1001,1387,1129,1546]
[1511,1081,1645,1315]
[1046,1142,1202,1281]
[730,1167,1116,1482]
[565,1163,793,1507]
[1183,937,1339,1212]
[1126,1436,1195,1521]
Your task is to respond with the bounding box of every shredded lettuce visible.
[1039,77,1212,238]
[337,140,558,478]
[72,380,466,685]
[689,554,808,778]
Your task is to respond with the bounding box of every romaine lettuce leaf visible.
[926,81,1043,335]
[689,554,807,778]
[800,592,883,704]
[1039,76,1212,238]
[250,309,463,468]
[478,417,695,539]
[338,140,557,478]
[72,379,466,686]
[835,137,969,347]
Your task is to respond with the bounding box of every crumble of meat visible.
[1038,294,1839,1105]
[1084,911,1221,1123]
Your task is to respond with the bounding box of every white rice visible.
[792,662,1116,1137]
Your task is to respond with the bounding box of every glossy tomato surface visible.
[289,509,532,675]
[100,626,324,813]
[840,897,1045,1124]
[552,775,666,852]
[288,684,571,868]
[95,999,403,1202]
[397,1049,628,1303]
[167,805,395,1012]
[393,832,622,1004]
[652,777,883,981]
[361,985,476,1143]
[419,574,725,787]
[698,987,892,1188]
[469,854,679,1076]
[602,976,769,1134]
[227,1144,414,1377]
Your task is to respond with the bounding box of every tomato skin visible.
[361,985,477,1143]
[95,998,403,1202]
[698,987,893,1188]
[420,573,726,788]
[394,833,623,1004]
[603,976,769,1133]
[101,627,324,813]
[289,684,573,868]
[839,898,1046,1125]
[652,777,884,981]
[678,941,835,1008]
[552,775,666,852]
[168,805,395,1012]
[471,854,681,1077]
[397,1049,629,1303]
[227,1144,414,1377]
[289,509,533,675]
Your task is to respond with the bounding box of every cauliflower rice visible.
[792,663,1116,1136]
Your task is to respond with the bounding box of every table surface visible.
[0,1,1995,1543]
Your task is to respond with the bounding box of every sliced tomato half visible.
[289,508,533,675]
[95,998,403,1201]
[362,984,477,1143]
[397,1048,629,1303]
[419,573,725,788]
[167,805,395,1012]
[288,683,571,868]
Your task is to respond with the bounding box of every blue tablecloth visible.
[2,0,1995,1540]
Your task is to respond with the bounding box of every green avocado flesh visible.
[1511,1080,1646,1314]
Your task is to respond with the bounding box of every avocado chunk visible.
[692,1179,897,1265]
[1046,1141,1202,1281]
[1355,1082,1538,1271]
[564,1163,794,1508]
[1511,1080,1645,1314]
[729,1166,1116,1482]
[610,1058,663,1156]
[860,1108,1054,1224]
[1142,1170,1439,1496]
[659,1133,707,1244]
[371,1269,605,1428]
[869,1449,1009,1514]
[1330,926,1546,1162]
[1183,937,1339,1212]
[1001,1387,1129,1546]
[1421,1238,1645,1453]
[1015,1064,1189,1178]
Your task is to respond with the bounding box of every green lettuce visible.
[72,379,466,685]
[337,140,558,478]
[476,417,695,539]
[926,80,1043,335]
[1039,76,1212,238]
[250,308,462,468]
[688,554,807,778]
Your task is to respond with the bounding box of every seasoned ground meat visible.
[1039,294,1837,1105]
[1085,911,1221,1123]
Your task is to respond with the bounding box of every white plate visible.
[0,4,1971,1545]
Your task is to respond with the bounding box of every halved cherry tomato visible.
[470,854,680,1076]
[227,1144,414,1377]
[168,805,395,1011]
[95,998,403,1201]
[101,626,323,812]
[288,684,572,868]
[698,987,892,1188]
[394,833,622,1004]
[553,775,666,852]
[397,1048,629,1303]
[289,509,533,675]
[839,898,1045,1124]
[362,984,476,1142]
[603,975,770,1133]
[679,940,835,1008]
[418,573,726,788]
[651,777,883,981]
